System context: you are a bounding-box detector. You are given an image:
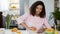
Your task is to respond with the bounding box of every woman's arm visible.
[17,13,36,30]
[16,13,30,29]
[20,22,29,29]
[37,18,51,33]
[44,18,51,29]
[20,22,36,30]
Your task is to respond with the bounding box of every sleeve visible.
[43,18,51,29]
[16,13,28,25]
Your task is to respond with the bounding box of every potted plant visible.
[5,14,12,29]
[2,11,13,29]
[49,7,60,31]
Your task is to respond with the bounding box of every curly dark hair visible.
[30,1,46,18]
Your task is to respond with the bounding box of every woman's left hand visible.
[37,28,45,33]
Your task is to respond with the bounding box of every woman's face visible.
[35,5,43,15]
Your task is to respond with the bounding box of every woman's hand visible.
[37,28,45,33]
[30,27,36,31]
[27,27,36,31]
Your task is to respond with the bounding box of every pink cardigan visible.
[17,13,51,31]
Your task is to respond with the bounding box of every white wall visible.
[0,0,9,11]
[29,0,54,26]
[24,0,29,13]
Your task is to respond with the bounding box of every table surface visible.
[5,30,60,34]
[0,29,60,34]
[5,30,42,34]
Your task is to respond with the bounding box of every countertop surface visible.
[0,29,60,34]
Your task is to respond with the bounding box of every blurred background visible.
[0,0,60,30]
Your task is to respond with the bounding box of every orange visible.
[11,28,18,32]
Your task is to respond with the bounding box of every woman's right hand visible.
[27,27,36,31]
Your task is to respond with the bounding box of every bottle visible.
[55,24,58,34]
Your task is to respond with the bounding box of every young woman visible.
[17,1,51,33]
